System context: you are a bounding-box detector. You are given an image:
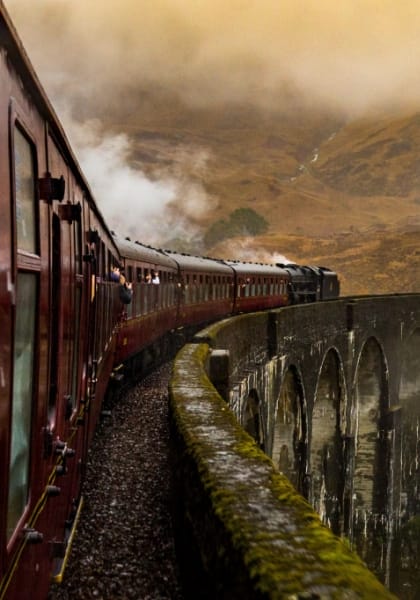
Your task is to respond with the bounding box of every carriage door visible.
[7,124,39,542]
[45,133,82,435]
[48,213,61,426]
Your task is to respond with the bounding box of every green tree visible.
[229,208,268,236]
[204,208,268,248]
[203,219,230,247]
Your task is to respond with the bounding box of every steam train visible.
[0,4,339,599]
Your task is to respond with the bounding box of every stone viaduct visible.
[169,294,420,599]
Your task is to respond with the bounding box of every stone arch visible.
[400,327,420,405]
[242,388,265,451]
[398,328,420,535]
[271,365,307,496]
[310,348,346,534]
[352,336,390,570]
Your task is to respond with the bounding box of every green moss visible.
[169,325,397,599]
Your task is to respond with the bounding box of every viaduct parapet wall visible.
[169,294,420,598]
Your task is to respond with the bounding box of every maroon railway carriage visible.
[112,236,179,370]
[226,261,291,313]
[0,5,121,598]
[162,251,235,329]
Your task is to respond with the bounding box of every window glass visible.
[48,214,60,421]
[7,272,37,539]
[71,285,82,412]
[75,217,83,274]
[14,127,37,253]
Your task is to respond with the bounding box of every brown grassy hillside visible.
[108,100,420,296]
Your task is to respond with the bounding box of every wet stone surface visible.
[48,363,184,600]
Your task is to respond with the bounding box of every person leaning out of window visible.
[118,272,133,304]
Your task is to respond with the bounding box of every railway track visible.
[48,362,184,600]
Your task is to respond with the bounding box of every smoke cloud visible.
[210,237,291,265]
[6,0,420,117]
[61,113,214,246]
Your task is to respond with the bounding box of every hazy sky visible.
[4,0,420,247]
[6,0,420,117]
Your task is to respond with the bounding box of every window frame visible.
[7,114,41,544]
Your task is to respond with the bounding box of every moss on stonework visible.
[169,328,397,599]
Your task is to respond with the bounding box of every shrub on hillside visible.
[204,208,268,248]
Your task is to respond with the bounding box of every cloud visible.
[5,0,420,117]
[58,113,215,246]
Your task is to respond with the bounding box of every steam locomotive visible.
[0,4,339,599]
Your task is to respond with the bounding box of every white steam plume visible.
[62,115,214,246]
[212,237,291,265]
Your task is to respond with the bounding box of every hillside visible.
[103,99,420,296]
[4,1,420,298]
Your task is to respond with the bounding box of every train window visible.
[245,279,250,298]
[138,283,143,316]
[8,126,41,537]
[204,275,209,301]
[103,244,107,278]
[75,217,83,274]
[48,214,60,422]
[7,272,37,539]
[126,280,133,318]
[143,277,149,314]
[70,285,82,414]
[14,126,38,254]
[101,242,106,278]
[164,272,169,307]
[166,274,171,307]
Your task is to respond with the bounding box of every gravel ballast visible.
[48,362,184,600]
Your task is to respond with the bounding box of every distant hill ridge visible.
[107,99,420,295]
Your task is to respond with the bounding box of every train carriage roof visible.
[162,251,233,275]
[224,261,291,279]
[114,236,178,270]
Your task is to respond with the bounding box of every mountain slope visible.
[110,100,420,295]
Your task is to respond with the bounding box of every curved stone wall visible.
[168,299,417,598]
